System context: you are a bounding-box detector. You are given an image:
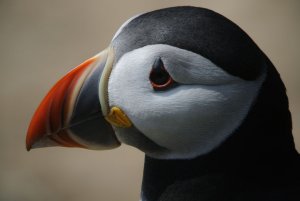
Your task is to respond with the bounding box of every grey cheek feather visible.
[113,126,169,156]
[108,44,266,159]
[154,46,242,85]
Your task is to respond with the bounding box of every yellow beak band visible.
[105,107,132,128]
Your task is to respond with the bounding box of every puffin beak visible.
[26,48,121,151]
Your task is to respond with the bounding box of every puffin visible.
[26,6,300,201]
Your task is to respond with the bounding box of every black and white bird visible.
[26,6,300,201]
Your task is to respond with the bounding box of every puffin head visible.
[27,6,275,159]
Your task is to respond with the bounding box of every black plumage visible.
[113,6,263,80]
[112,7,300,200]
[141,55,300,201]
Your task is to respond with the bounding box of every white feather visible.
[108,44,266,159]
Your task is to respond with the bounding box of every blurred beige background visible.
[0,0,299,201]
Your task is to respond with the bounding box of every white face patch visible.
[108,44,266,159]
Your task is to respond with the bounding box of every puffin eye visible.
[149,58,174,90]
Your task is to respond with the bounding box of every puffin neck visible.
[141,56,299,201]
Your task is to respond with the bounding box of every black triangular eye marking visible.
[149,58,174,91]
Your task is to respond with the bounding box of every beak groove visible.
[26,56,98,151]
[26,50,120,151]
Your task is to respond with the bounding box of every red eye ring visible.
[150,76,174,90]
[149,58,174,91]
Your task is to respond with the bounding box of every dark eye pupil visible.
[150,70,170,85]
[150,58,171,85]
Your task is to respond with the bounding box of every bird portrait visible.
[25,6,300,201]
